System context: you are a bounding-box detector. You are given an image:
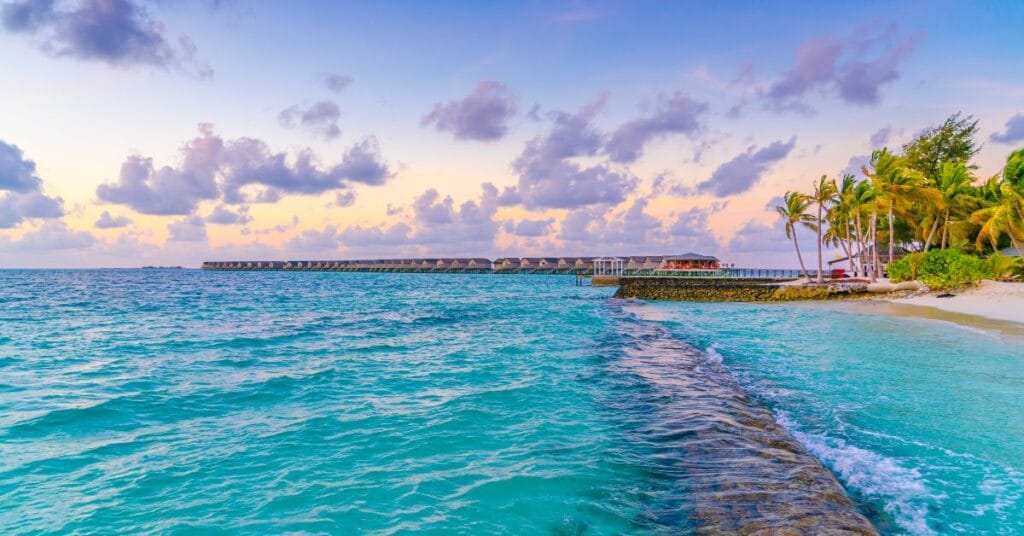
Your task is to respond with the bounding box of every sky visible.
[1,0,1023,268]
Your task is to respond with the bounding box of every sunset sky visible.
[2,0,1023,267]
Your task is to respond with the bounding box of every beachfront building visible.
[657,253,720,273]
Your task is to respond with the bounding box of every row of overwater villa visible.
[201,253,724,275]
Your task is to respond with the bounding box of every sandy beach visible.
[890,280,1024,325]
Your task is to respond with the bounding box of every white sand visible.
[891,280,1024,325]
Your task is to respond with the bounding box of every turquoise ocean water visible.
[0,270,1021,534]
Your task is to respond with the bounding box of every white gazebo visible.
[593,257,624,276]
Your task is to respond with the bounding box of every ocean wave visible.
[776,411,938,536]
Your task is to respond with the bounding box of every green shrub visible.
[888,248,987,289]
[887,252,924,282]
[982,252,1022,281]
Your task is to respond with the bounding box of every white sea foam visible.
[704,344,723,365]
[775,412,938,536]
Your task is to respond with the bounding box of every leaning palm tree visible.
[811,175,838,282]
[776,191,817,278]
[827,174,859,274]
[972,182,1024,256]
[864,149,942,274]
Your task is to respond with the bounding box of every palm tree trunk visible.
[1012,235,1024,257]
[854,210,865,277]
[941,210,950,249]
[870,212,880,282]
[846,228,856,275]
[924,212,941,252]
[792,234,809,278]
[888,203,895,277]
[841,237,854,275]
[816,202,824,282]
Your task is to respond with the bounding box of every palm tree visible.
[776,191,817,278]
[828,174,859,274]
[864,149,942,275]
[811,175,838,282]
[927,162,979,250]
[972,182,1024,256]
[850,180,877,279]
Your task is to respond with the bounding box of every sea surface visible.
[0,270,1021,534]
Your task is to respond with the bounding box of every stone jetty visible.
[614,277,870,302]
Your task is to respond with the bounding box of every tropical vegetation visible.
[776,113,1024,287]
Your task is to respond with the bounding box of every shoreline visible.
[830,294,1024,344]
[886,280,1024,325]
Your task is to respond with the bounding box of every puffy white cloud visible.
[96,124,392,215]
[422,80,518,141]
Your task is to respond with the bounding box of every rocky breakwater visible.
[613,277,872,302]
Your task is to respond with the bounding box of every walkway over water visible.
[201,258,809,279]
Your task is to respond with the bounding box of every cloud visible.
[763,25,921,112]
[94,210,132,228]
[504,217,554,237]
[285,225,342,252]
[167,215,207,242]
[870,126,892,147]
[0,0,52,31]
[835,31,920,105]
[991,114,1024,144]
[97,126,222,215]
[332,137,392,185]
[599,198,662,245]
[334,190,355,207]
[337,184,501,254]
[0,221,95,252]
[412,188,455,224]
[411,184,500,246]
[339,222,412,247]
[324,73,352,93]
[0,191,65,228]
[96,124,393,214]
[205,205,251,225]
[764,36,844,112]
[0,138,65,227]
[0,138,43,192]
[696,137,796,196]
[421,80,518,141]
[278,100,341,140]
[669,206,718,245]
[557,206,601,242]
[558,198,676,254]
[511,97,637,209]
[726,218,793,255]
[1,221,93,251]
[606,92,708,163]
[1,0,211,75]
[842,154,871,178]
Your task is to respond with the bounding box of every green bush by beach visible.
[888,249,988,289]
[889,249,1023,288]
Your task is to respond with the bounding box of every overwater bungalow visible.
[466,258,491,270]
[494,258,520,272]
